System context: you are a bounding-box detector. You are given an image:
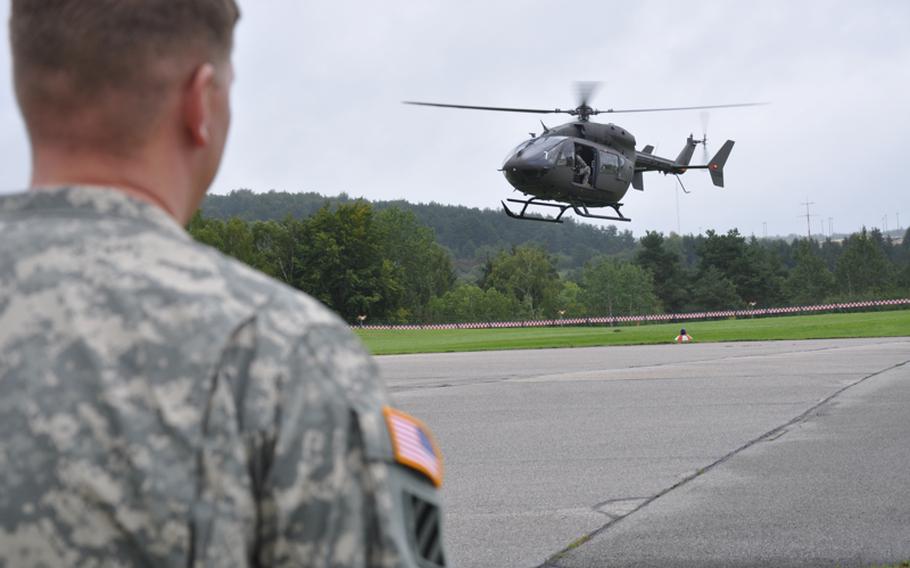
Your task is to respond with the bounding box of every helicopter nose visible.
[503,156,548,174]
[503,156,549,185]
[503,156,521,171]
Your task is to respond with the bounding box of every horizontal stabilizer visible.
[708,140,735,187]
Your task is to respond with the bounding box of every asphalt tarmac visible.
[376,337,910,568]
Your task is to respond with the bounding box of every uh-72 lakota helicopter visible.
[405,84,764,223]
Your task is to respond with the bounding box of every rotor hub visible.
[573,105,595,122]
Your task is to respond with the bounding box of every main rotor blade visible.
[594,102,767,115]
[403,101,566,115]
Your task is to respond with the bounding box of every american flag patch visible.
[383,406,444,487]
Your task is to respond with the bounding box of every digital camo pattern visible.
[0,187,422,567]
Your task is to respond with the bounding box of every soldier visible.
[0,2,445,567]
[574,149,591,186]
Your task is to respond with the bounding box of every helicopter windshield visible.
[505,140,535,161]
[503,136,569,168]
[520,136,567,160]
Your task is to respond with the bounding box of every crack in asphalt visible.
[537,357,910,568]
[591,497,650,520]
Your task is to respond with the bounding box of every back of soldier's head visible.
[10,0,240,154]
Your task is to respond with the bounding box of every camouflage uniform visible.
[574,154,591,186]
[0,187,445,567]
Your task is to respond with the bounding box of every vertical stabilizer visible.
[708,140,735,187]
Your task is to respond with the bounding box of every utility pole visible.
[883,215,888,233]
[819,219,825,237]
[828,217,833,237]
[800,200,815,239]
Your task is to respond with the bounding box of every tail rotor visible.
[699,111,710,163]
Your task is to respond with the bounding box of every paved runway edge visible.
[539,357,910,568]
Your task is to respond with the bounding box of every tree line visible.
[188,197,910,325]
[200,189,638,277]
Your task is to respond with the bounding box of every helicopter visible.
[405,84,764,223]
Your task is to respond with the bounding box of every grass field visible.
[355,309,910,355]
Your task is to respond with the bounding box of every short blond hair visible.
[11,0,240,152]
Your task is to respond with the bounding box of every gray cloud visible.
[1,0,908,236]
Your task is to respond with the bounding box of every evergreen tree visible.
[689,267,742,311]
[635,231,689,312]
[818,238,842,272]
[741,237,787,307]
[783,240,836,305]
[897,228,910,292]
[835,228,895,297]
[697,230,782,306]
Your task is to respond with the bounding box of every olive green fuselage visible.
[502,121,637,207]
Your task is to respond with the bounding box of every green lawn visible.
[355,309,910,355]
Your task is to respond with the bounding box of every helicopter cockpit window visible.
[519,136,566,162]
[503,136,568,168]
[506,140,534,160]
[556,141,573,166]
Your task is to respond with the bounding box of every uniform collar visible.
[0,186,190,240]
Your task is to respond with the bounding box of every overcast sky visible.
[1,1,908,237]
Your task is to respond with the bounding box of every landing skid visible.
[570,202,631,223]
[502,198,569,223]
[502,198,631,223]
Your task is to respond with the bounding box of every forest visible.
[201,189,637,276]
[191,190,910,324]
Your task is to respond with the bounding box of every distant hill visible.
[201,189,638,275]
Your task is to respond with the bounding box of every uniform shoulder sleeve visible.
[248,303,447,568]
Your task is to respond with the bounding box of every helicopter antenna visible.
[540,120,550,133]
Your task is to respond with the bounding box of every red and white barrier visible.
[354,298,910,331]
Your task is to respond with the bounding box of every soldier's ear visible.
[183,63,217,147]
